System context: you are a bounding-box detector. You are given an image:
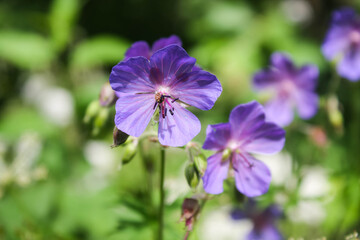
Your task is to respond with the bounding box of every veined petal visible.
[242,122,285,155]
[170,70,222,110]
[233,153,271,197]
[110,57,155,94]
[229,101,266,140]
[152,35,182,53]
[149,45,196,86]
[203,123,231,151]
[125,41,151,60]
[114,94,155,137]
[264,98,294,127]
[158,102,200,147]
[294,90,318,119]
[202,152,230,195]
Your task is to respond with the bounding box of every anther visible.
[171,98,179,103]
[153,102,158,110]
[165,108,167,117]
[169,109,174,115]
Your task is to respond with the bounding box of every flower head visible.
[231,199,283,240]
[322,8,360,81]
[109,45,222,147]
[253,53,319,127]
[202,101,285,197]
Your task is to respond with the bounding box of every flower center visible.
[153,87,179,118]
[279,79,295,98]
[350,31,360,45]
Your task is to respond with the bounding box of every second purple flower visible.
[202,101,285,197]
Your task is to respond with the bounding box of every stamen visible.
[171,98,179,103]
[153,102,158,110]
[169,109,174,115]
[165,108,167,116]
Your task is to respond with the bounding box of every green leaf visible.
[0,31,55,69]
[49,0,81,51]
[70,36,129,69]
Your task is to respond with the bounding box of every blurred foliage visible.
[0,0,360,239]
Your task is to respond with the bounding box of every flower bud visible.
[84,100,100,123]
[193,153,207,177]
[185,163,200,189]
[327,96,343,133]
[99,82,117,107]
[180,198,200,231]
[122,139,138,164]
[111,127,129,148]
[93,107,109,135]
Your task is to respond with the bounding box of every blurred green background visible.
[1,0,360,239]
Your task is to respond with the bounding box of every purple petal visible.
[322,8,358,61]
[114,94,155,137]
[295,65,319,91]
[125,41,151,60]
[233,153,271,197]
[294,90,318,119]
[152,35,182,53]
[157,102,200,147]
[192,65,202,71]
[264,98,294,127]
[149,45,196,86]
[202,152,230,194]
[337,48,360,81]
[242,122,285,155]
[170,70,222,110]
[202,123,231,151]
[229,101,266,140]
[322,26,351,60]
[253,70,279,90]
[110,57,155,95]
[247,225,283,240]
[270,52,295,73]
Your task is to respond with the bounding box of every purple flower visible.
[109,45,222,147]
[322,8,360,81]
[231,199,283,240]
[253,53,319,127]
[202,101,285,197]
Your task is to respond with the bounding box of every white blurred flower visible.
[165,177,189,205]
[84,140,118,173]
[83,140,119,190]
[22,74,74,127]
[257,152,296,189]
[299,166,330,199]
[199,207,252,240]
[281,0,313,24]
[12,132,43,186]
[288,200,326,225]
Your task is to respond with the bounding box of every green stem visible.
[158,147,166,240]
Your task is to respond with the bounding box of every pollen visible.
[155,92,163,103]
